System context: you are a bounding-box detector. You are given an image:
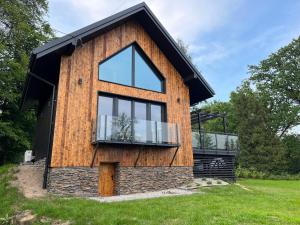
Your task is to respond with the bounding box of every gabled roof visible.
[25,2,214,105]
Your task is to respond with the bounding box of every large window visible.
[97,94,166,143]
[98,95,165,122]
[99,44,164,92]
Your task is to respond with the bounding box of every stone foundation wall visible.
[116,166,193,195]
[47,166,193,196]
[47,167,98,196]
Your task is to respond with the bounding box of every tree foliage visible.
[282,135,300,174]
[249,37,300,137]
[176,38,193,62]
[230,82,287,173]
[200,100,237,134]
[0,0,53,164]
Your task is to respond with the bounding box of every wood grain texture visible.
[99,163,115,196]
[51,19,193,167]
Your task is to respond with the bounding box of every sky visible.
[47,0,300,102]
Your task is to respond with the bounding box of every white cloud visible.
[49,0,242,42]
[192,43,228,65]
[192,24,300,65]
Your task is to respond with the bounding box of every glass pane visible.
[151,104,162,122]
[216,134,227,150]
[151,104,164,143]
[134,102,147,142]
[118,99,131,118]
[113,99,132,141]
[99,46,132,86]
[228,135,239,151]
[98,96,113,116]
[203,133,217,149]
[134,102,146,120]
[97,96,113,140]
[135,50,162,92]
[192,132,200,148]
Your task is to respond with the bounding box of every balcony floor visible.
[92,140,180,148]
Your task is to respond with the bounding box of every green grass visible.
[1,165,300,225]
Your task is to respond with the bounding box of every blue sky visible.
[47,0,300,102]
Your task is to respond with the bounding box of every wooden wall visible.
[51,20,193,167]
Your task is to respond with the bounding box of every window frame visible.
[98,42,166,93]
[97,92,167,123]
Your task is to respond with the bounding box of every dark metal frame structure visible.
[191,110,238,181]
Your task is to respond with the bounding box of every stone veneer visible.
[47,166,193,196]
[116,166,193,195]
[47,167,99,196]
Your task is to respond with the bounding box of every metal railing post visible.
[202,131,205,150]
[226,135,229,151]
[197,113,203,149]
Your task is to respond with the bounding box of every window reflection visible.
[99,46,132,86]
[99,44,164,92]
[135,50,162,92]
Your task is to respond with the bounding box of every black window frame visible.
[98,42,166,93]
[97,93,166,122]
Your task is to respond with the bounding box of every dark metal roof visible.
[25,2,214,105]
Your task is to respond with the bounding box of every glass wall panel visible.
[150,104,163,143]
[114,99,132,141]
[99,46,132,86]
[97,96,113,140]
[134,102,147,142]
[135,50,162,92]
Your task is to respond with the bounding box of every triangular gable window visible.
[99,43,164,92]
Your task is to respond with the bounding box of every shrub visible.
[236,167,300,180]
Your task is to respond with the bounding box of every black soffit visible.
[29,2,215,104]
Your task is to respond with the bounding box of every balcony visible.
[92,115,180,147]
[192,131,239,155]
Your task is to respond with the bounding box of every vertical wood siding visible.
[51,20,193,167]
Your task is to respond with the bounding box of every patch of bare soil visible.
[11,164,47,198]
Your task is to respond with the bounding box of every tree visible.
[249,36,300,137]
[282,135,300,174]
[176,38,193,63]
[0,0,53,164]
[231,82,286,173]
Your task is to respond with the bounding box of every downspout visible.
[28,72,56,189]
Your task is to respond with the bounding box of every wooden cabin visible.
[21,3,215,196]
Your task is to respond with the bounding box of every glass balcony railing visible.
[92,115,180,146]
[192,131,239,151]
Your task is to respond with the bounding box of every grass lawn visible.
[1,164,300,225]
